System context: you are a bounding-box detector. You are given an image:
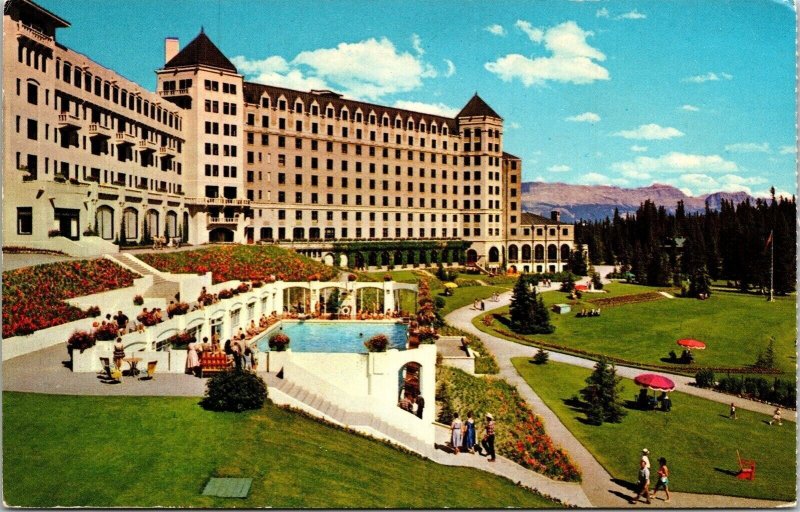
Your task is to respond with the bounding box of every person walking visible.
[641,448,651,469]
[463,411,477,454]
[651,457,671,502]
[729,402,737,420]
[481,413,496,462]
[633,459,651,504]
[450,413,463,455]
[112,337,126,371]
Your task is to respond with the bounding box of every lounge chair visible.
[139,361,158,381]
[100,357,122,383]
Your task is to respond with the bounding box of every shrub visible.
[94,321,120,341]
[67,330,96,353]
[364,334,390,352]
[133,295,144,306]
[86,305,101,317]
[200,370,268,412]
[532,348,550,365]
[170,302,190,316]
[434,296,446,310]
[695,368,715,388]
[482,314,494,326]
[348,273,357,282]
[218,289,233,299]
[237,282,251,293]
[268,332,291,351]
[252,281,264,288]
[167,331,194,349]
[383,273,392,281]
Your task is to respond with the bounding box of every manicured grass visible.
[437,285,508,316]
[476,283,795,376]
[511,359,796,501]
[3,392,559,508]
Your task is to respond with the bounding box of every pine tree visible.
[509,275,537,334]
[580,357,627,425]
[569,244,588,276]
[688,265,712,298]
[560,273,576,293]
[531,293,555,334]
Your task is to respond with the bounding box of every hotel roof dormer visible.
[162,29,237,73]
[6,0,69,42]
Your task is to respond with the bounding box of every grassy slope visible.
[3,393,558,509]
[477,283,795,375]
[512,359,796,501]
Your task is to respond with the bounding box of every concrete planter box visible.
[268,349,291,372]
[169,350,188,373]
[72,346,98,372]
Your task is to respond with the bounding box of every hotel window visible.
[295,120,302,131]
[311,157,318,169]
[17,207,32,235]
[295,156,303,168]
[295,210,303,220]
[27,119,37,140]
[278,173,286,184]
[295,192,302,203]
[278,155,286,166]
[341,143,348,154]
[295,102,303,113]
[278,209,286,219]
[326,194,333,204]
[278,136,285,148]
[278,99,286,110]
[563,228,569,235]
[279,118,286,130]
[278,192,286,203]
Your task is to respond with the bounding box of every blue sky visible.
[40,0,797,197]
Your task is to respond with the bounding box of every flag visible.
[764,230,774,251]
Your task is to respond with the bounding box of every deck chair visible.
[98,357,111,376]
[139,361,157,381]
[101,357,122,383]
[736,450,756,480]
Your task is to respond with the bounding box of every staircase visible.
[264,372,430,455]
[105,254,180,301]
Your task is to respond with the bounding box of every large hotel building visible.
[3,0,574,273]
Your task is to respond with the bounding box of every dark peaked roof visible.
[521,212,567,226]
[164,30,237,73]
[502,151,521,160]
[457,94,502,120]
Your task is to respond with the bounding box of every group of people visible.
[185,333,257,376]
[633,448,670,504]
[637,389,672,412]
[472,300,486,311]
[450,412,496,462]
[136,307,164,327]
[576,308,602,318]
[151,236,180,250]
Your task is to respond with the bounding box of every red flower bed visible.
[588,292,664,308]
[2,259,139,338]
[138,245,337,284]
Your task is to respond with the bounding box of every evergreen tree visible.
[569,244,589,276]
[532,293,555,334]
[772,210,795,294]
[579,357,627,425]
[755,336,777,369]
[560,273,576,293]
[647,251,672,287]
[509,275,536,333]
[688,265,712,298]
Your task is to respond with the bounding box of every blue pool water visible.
[256,321,408,353]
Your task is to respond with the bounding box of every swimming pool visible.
[256,321,408,353]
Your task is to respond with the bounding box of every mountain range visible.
[521,182,754,222]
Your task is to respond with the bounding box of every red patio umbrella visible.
[634,373,676,392]
[677,338,706,350]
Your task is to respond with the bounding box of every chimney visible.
[165,38,180,64]
[551,210,561,222]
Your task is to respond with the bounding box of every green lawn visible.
[477,283,795,376]
[437,285,508,316]
[3,392,559,508]
[511,359,796,501]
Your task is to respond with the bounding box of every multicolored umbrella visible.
[677,338,706,350]
[634,373,676,392]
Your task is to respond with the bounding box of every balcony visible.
[185,196,251,206]
[58,113,81,130]
[88,123,111,139]
[159,146,176,157]
[135,182,149,191]
[138,139,156,152]
[17,22,53,44]
[115,132,136,145]
[158,88,190,99]
[208,216,238,226]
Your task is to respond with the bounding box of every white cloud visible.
[485,24,506,36]
[677,173,766,195]
[614,123,684,140]
[630,145,648,152]
[515,20,544,43]
[779,145,796,155]
[234,37,437,101]
[680,104,700,112]
[392,100,459,117]
[596,7,610,18]
[411,34,424,55]
[611,152,738,175]
[507,121,521,129]
[566,111,601,123]
[620,168,651,180]
[578,172,610,185]
[230,55,328,91]
[617,10,647,19]
[444,59,456,77]
[485,21,609,86]
[724,142,770,153]
[548,164,572,173]
[682,71,733,83]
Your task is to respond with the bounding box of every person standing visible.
[633,459,651,504]
[112,337,125,370]
[729,402,737,420]
[415,394,425,419]
[451,413,463,455]
[480,300,485,311]
[481,413,496,462]
[641,448,651,470]
[186,341,200,377]
[463,411,477,454]
[651,457,671,502]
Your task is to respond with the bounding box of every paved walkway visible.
[446,292,793,508]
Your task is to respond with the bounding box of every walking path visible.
[446,293,793,508]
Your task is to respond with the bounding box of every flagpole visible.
[769,229,774,302]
